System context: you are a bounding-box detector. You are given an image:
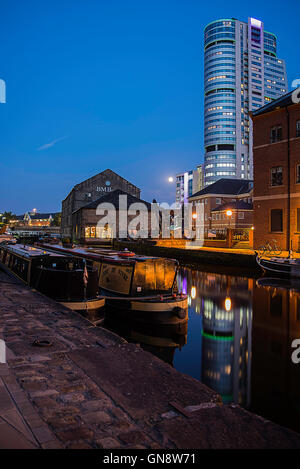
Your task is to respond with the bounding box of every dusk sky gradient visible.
[0,0,298,213]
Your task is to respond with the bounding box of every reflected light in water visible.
[225,297,232,312]
[191,286,197,299]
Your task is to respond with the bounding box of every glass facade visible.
[204,18,288,186]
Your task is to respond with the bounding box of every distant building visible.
[189,178,253,236]
[175,165,204,205]
[204,17,288,187]
[251,91,300,251]
[9,211,57,228]
[61,169,141,239]
[72,189,152,243]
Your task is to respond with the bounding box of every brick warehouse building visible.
[189,178,253,237]
[72,189,152,243]
[252,91,300,251]
[61,169,141,238]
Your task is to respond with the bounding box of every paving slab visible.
[69,344,220,421]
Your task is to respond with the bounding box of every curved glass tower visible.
[204,18,287,186]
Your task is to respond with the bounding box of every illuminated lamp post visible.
[226,209,233,248]
[226,209,233,229]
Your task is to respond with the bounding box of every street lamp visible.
[168,176,174,183]
[226,209,233,229]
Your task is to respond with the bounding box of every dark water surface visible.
[104,266,300,434]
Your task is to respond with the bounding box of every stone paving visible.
[1,270,300,449]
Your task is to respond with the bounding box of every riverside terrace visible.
[0,270,300,449]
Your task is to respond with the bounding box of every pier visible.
[0,270,300,449]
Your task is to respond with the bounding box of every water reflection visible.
[176,268,300,433]
[90,265,300,433]
[177,269,252,408]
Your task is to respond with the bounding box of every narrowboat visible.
[256,254,300,278]
[38,243,188,328]
[0,244,105,313]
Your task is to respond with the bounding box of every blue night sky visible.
[0,0,298,213]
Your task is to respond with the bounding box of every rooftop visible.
[189,178,253,199]
[252,90,298,117]
[211,201,253,212]
[74,189,152,212]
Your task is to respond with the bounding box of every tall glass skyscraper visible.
[204,18,287,186]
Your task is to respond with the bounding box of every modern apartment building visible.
[175,164,204,205]
[204,17,288,186]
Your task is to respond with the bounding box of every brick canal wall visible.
[113,240,259,270]
[0,271,300,449]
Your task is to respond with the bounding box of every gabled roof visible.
[26,213,55,220]
[189,178,253,199]
[211,201,253,212]
[251,90,297,117]
[74,189,152,212]
[63,169,140,202]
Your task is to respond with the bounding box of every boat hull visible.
[256,255,300,278]
[104,295,188,335]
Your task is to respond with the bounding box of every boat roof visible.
[1,244,66,259]
[40,244,178,265]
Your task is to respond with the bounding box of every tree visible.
[0,211,16,223]
[50,213,61,227]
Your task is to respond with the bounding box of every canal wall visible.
[113,240,259,271]
[0,270,299,449]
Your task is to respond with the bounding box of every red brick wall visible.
[253,102,300,251]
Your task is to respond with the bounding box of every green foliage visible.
[50,213,61,226]
[0,211,16,223]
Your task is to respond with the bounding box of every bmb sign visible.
[96,180,113,192]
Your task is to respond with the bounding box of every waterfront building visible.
[61,169,141,239]
[189,178,253,237]
[210,200,253,231]
[175,165,204,205]
[204,17,288,187]
[252,91,300,251]
[9,211,58,228]
[71,189,152,244]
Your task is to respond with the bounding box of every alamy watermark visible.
[291,339,300,364]
[0,339,6,364]
[292,79,300,104]
[95,195,205,242]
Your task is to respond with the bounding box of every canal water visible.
[103,266,300,434]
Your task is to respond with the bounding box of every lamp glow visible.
[192,213,197,220]
[226,210,233,217]
[168,177,174,183]
[225,297,232,311]
[191,286,197,300]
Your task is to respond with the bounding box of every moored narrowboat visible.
[256,254,300,278]
[0,244,105,313]
[38,243,188,327]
